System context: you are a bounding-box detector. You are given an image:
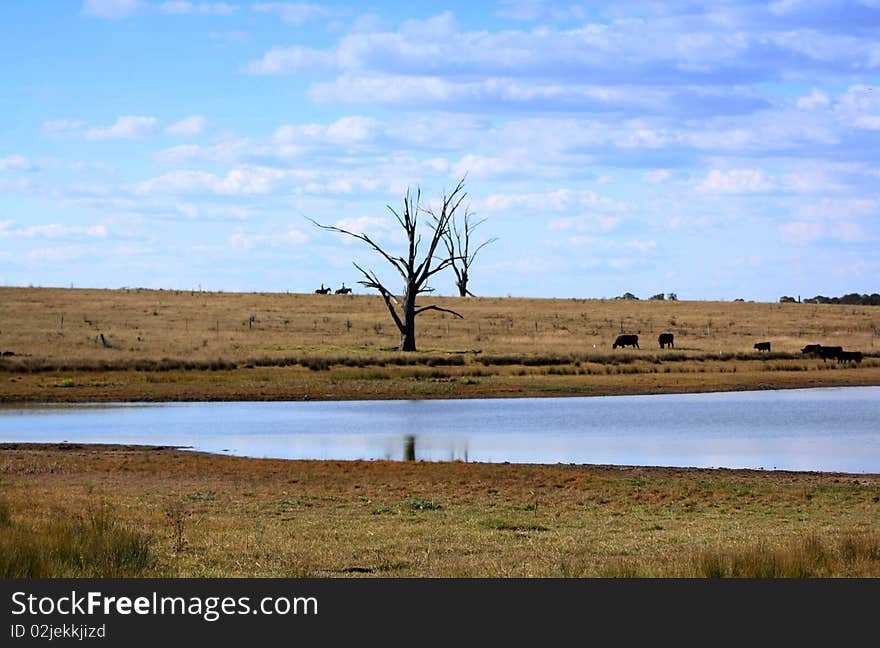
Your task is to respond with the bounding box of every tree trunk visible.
[399,322,416,351]
[399,290,417,351]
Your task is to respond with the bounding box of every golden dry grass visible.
[3,288,877,578]
[1,286,878,401]
[3,286,879,359]
[2,444,879,577]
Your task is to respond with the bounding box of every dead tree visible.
[311,178,467,351]
[443,208,497,297]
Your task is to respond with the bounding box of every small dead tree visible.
[443,208,497,297]
[311,178,467,351]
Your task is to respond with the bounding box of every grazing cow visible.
[1,351,14,356]
[819,345,843,362]
[658,333,674,349]
[754,341,771,352]
[315,284,331,294]
[335,283,353,295]
[613,334,639,349]
[801,344,823,356]
[837,350,863,365]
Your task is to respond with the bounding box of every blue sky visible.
[1,0,879,301]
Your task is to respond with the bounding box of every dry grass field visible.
[2,444,879,578]
[0,286,878,402]
[2,288,879,578]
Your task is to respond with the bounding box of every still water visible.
[1,387,878,473]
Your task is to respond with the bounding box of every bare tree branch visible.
[413,304,463,318]
[307,217,409,282]
[442,204,497,297]
[352,262,404,332]
[309,176,471,351]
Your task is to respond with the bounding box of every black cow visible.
[837,351,863,365]
[754,341,771,352]
[658,333,674,349]
[613,334,639,349]
[819,346,843,362]
[801,344,823,356]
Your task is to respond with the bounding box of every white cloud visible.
[274,116,378,146]
[324,116,377,144]
[85,116,160,140]
[496,0,588,22]
[643,169,676,183]
[306,75,670,112]
[83,0,237,18]
[422,158,451,173]
[175,203,254,220]
[0,155,33,172]
[132,166,315,195]
[166,115,208,137]
[252,3,334,25]
[451,153,531,179]
[797,88,830,110]
[230,227,309,250]
[697,169,776,193]
[159,2,238,15]
[483,190,574,212]
[155,114,489,169]
[0,221,109,240]
[246,8,880,98]
[481,189,627,214]
[833,222,866,241]
[155,139,271,164]
[625,239,657,253]
[209,31,250,44]
[795,197,878,225]
[43,119,86,136]
[779,221,822,244]
[607,258,634,270]
[82,0,144,19]
[331,216,394,240]
[549,214,621,232]
[245,46,338,74]
[837,85,880,130]
[26,246,92,263]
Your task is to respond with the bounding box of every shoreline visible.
[1,377,879,406]
[2,369,879,404]
[3,441,879,478]
[0,441,880,478]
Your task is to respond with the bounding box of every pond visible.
[1,387,879,473]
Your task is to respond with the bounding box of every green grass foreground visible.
[2,444,879,578]
[0,500,153,578]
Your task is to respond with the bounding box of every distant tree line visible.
[615,292,678,301]
[779,293,880,306]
